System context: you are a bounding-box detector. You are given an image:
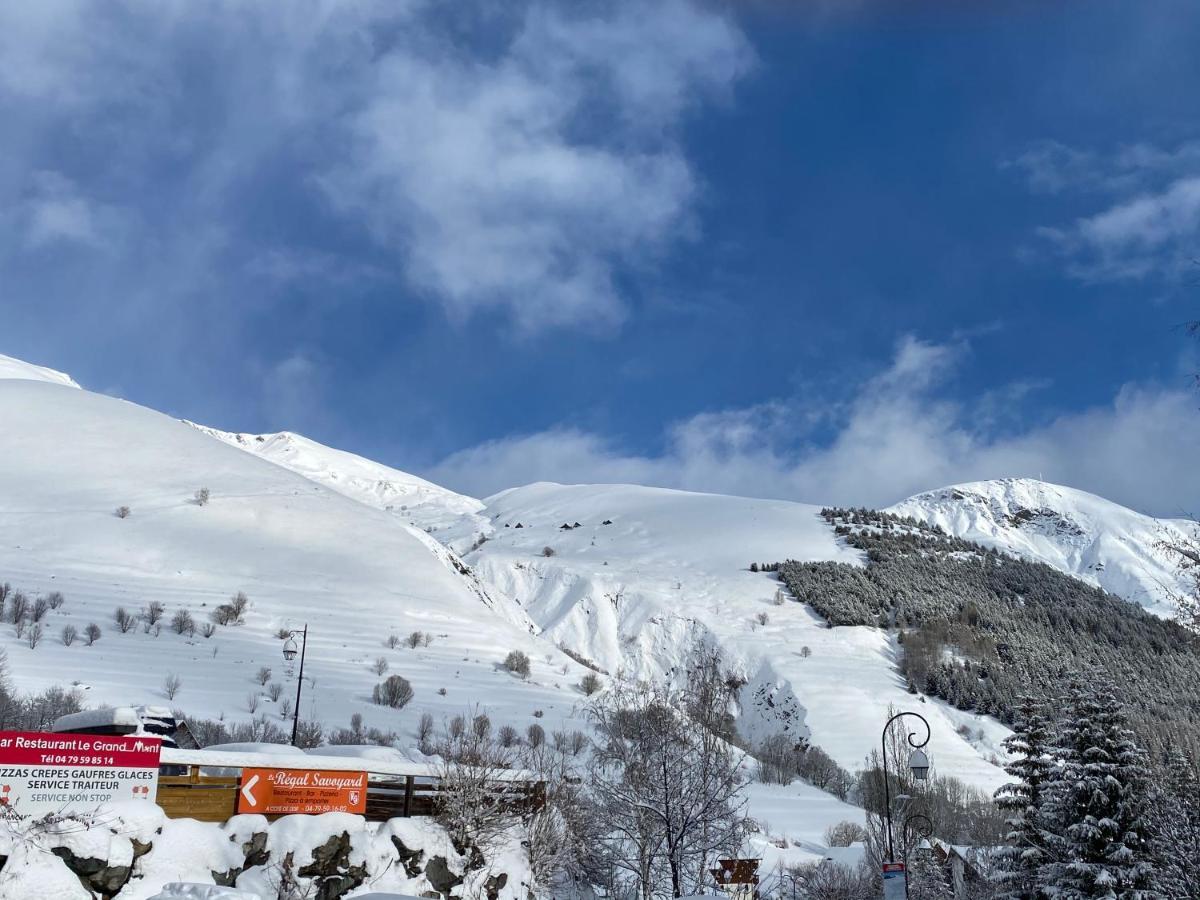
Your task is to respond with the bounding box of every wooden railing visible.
[155,748,544,823]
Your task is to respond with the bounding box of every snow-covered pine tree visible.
[993,694,1057,900]
[1040,681,1157,899]
[907,845,955,900]
[1144,751,1200,898]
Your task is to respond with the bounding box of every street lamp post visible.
[880,711,931,863]
[281,624,308,747]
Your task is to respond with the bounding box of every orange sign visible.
[237,768,368,815]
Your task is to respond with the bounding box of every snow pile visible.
[0,805,529,900]
[890,477,1191,616]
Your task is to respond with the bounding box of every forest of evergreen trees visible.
[775,509,1200,760]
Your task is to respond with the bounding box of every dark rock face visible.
[50,846,132,898]
[391,834,426,877]
[425,853,465,898]
[295,831,368,900]
[484,871,509,900]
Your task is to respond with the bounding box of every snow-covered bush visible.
[405,630,424,649]
[823,820,868,847]
[194,487,210,506]
[85,622,101,645]
[254,666,272,686]
[372,674,414,709]
[503,650,531,678]
[372,656,388,676]
[61,624,77,646]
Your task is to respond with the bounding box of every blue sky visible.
[2,1,1198,514]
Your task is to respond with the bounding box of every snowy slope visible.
[0,377,588,749]
[890,477,1191,616]
[0,352,80,388]
[188,425,491,551]
[467,482,1010,790]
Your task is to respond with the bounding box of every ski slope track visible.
[890,477,1191,617]
[0,375,580,759]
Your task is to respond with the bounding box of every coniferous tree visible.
[994,695,1057,900]
[1144,751,1200,898]
[1041,682,1156,899]
[907,846,954,900]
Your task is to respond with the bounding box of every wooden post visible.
[403,775,414,817]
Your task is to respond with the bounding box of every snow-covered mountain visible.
[465,481,1010,789]
[187,424,491,550]
[8,350,1195,809]
[0,352,80,388]
[0,371,587,758]
[889,477,1190,616]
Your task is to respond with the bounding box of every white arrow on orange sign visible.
[240,773,260,808]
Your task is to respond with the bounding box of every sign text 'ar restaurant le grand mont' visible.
[0,730,162,818]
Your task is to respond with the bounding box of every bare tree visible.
[143,600,165,626]
[60,624,77,647]
[372,656,389,676]
[171,609,195,636]
[255,666,272,686]
[1158,524,1200,632]
[194,487,210,506]
[405,630,423,649]
[46,591,65,610]
[84,623,101,645]
[31,597,49,622]
[9,592,28,624]
[246,692,260,713]
[200,622,216,638]
[586,674,750,900]
[434,707,519,858]
[26,624,43,649]
[267,682,283,702]
[114,606,136,633]
[580,673,603,696]
[417,712,435,751]
[386,634,400,649]
[115,505,131,519]
[163,673,183,700]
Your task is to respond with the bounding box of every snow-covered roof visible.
[160,746,536,781]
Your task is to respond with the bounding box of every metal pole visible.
[880,712,931,863]
[291,624,307,746]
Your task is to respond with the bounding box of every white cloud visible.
[1013,140,1200,282]
[0,0,752,336]
[428,336,1200,516]
[22,171,104,248]
[320,0,753,332]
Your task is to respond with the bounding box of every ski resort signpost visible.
[0,730,161,818]
[237,766,368,816]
